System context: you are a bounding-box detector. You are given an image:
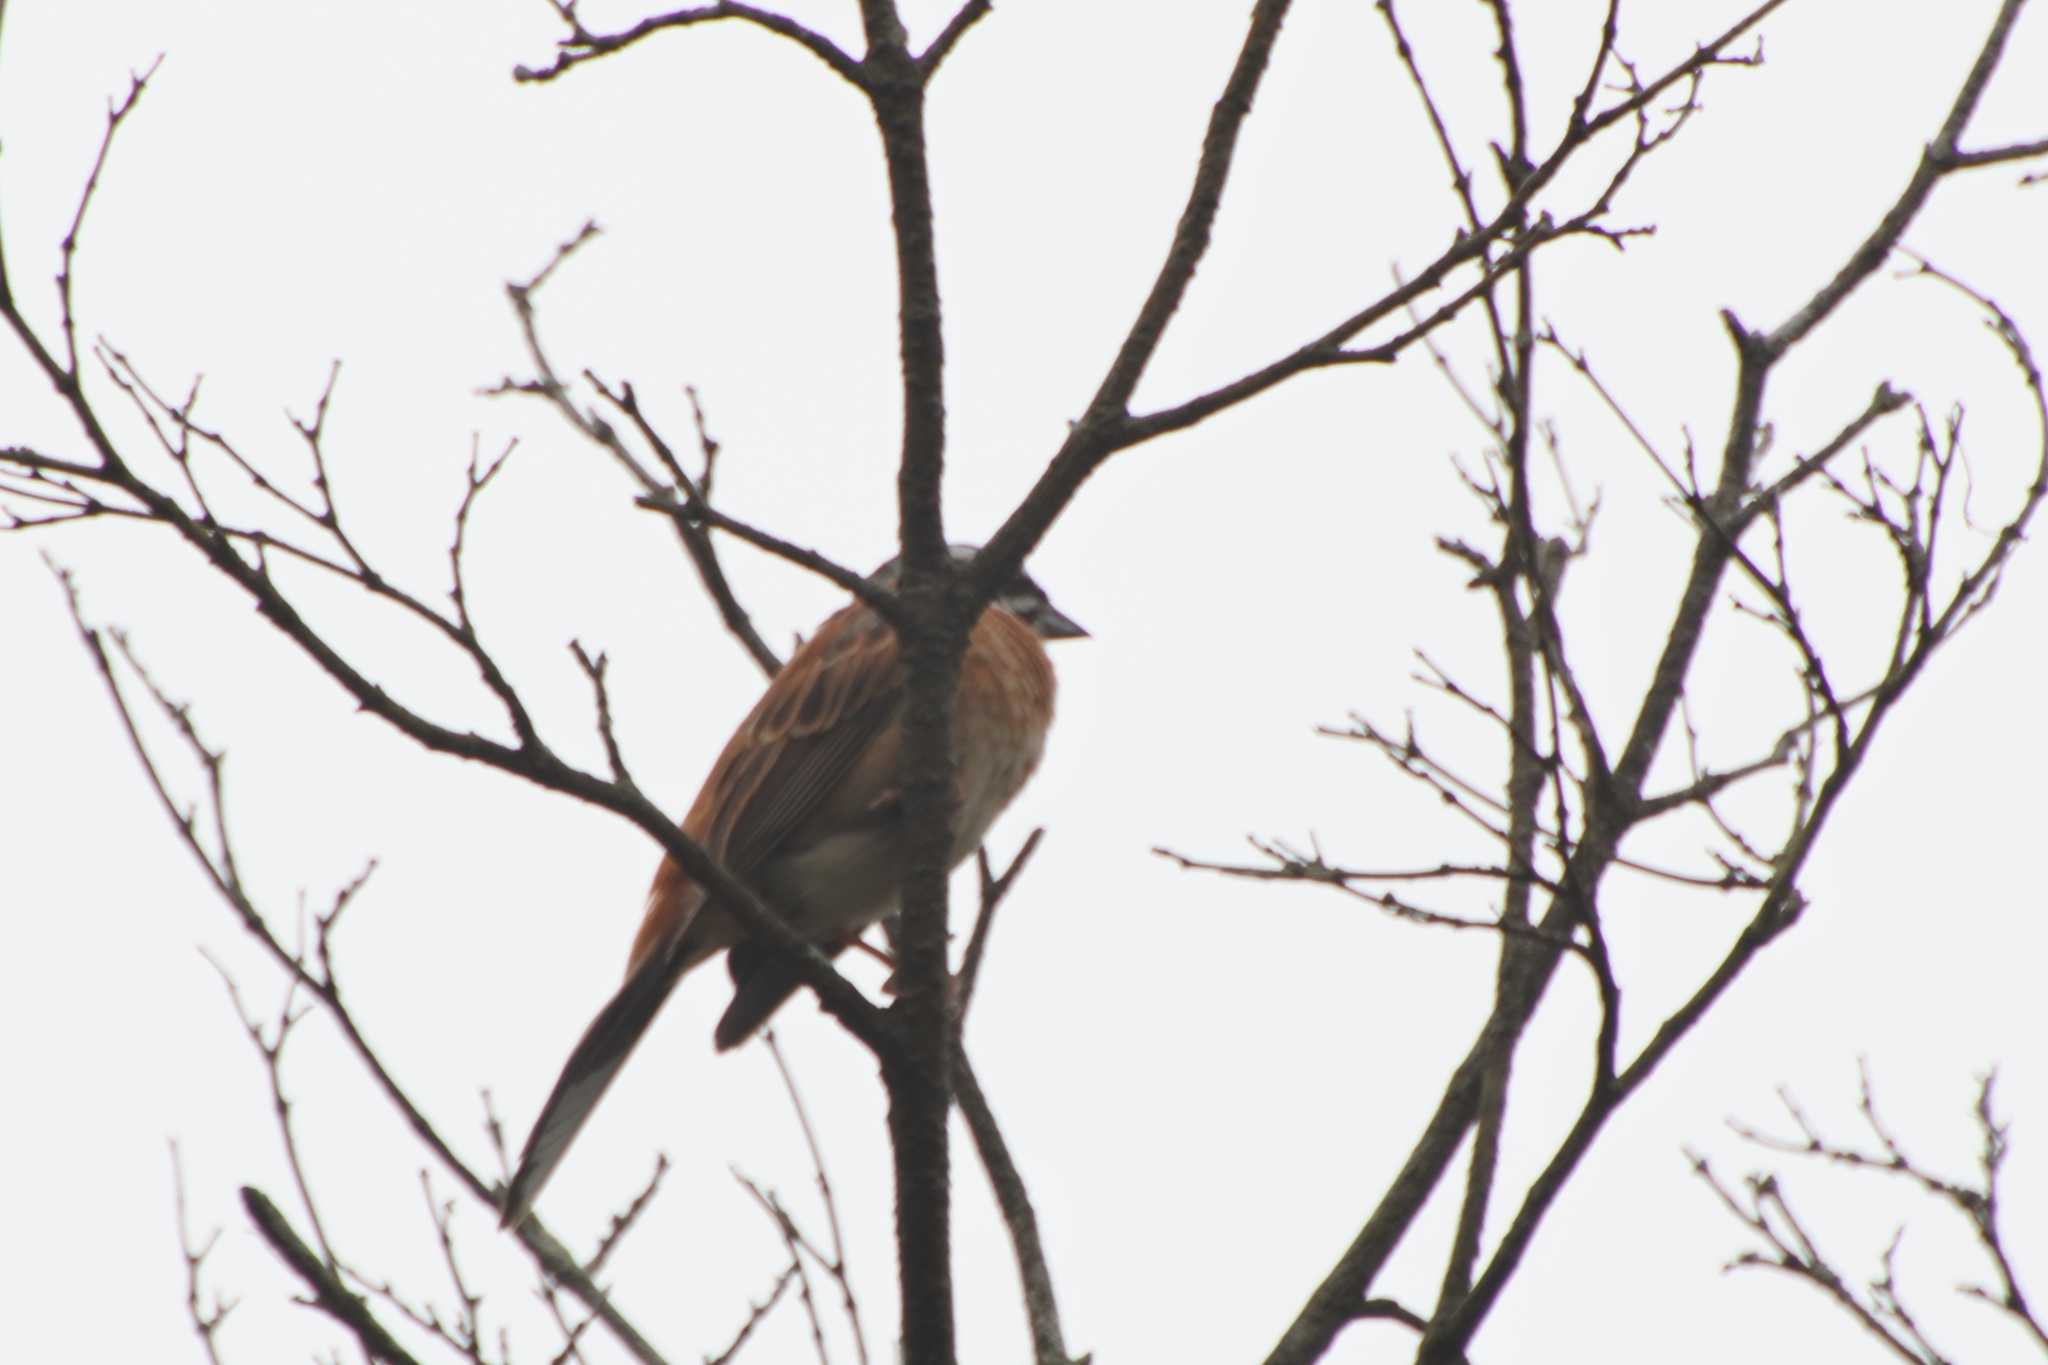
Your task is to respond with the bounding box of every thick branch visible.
[857,4,961,1358]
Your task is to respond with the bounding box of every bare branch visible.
[593,380,782,677]
[733,1172,834,1365]
[200,953,337,1270]
[1736,383,1917,532]
[45,562,678,1365]
[493,230,887,615]
[449,435,517,632]
[515,1,864,88]
[1939,133,2048,169]
[585,1154,669,1279]
[954,1051,1081,1365]
[917,0,991,77]
[1702,1067,2048,1359]
[47,55,164,375]
[764,1034,871,1365]
[981,0,1792,599]
[1154,842,1548,892]
[1762,0,2029,357]
[170,1143,237,1365]
[955,829,1045,1020]
[706,1266,799,1365]
[419,1172,491,1364]
[568,641,636,786]
[1690,1155,1937,1364]
[241,1185,426,1365]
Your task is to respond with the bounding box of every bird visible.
[500,546,1086,1227]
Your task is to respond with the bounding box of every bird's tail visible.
[500,942,689,1228]
[713,937,854,1051]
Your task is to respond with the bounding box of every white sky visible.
[4,2,2046,1362]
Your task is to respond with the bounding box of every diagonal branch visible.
[977,0,1791,605]
[916,0,991,78]
[241,1186,426,1365]
[594,381,782,677]
[1763,0,2030,358]
[971,0,1297,597]
[953,1051,1080,1365]
[494,222,889,616]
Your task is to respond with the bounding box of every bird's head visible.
[866,544,1088,642]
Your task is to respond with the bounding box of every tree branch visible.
[514,1,865,88]
[241,1186,426,1365]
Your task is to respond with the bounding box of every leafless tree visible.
[4,2,2045,1363]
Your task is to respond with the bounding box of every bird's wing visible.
[627,604,906,974]
[701,603,907,877]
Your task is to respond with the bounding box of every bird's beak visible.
[1037,606,1089,641]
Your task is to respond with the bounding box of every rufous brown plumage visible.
[501,547,1084,1226]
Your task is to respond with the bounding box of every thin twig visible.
[170,1143,237,1365]
[706,1266,800,1365]
[955,830,1045,1020]
[764,1034,870,1365]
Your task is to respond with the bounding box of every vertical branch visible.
[1432,1,1545,1305]
[855,5,960,1361]
[860,0,947,569]
[1438,1056,1510,1310]
[171,1143,236,1365]
[1431,531,1544,1317]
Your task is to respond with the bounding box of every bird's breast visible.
[949,605,1057,860]
[633,603,1059,972]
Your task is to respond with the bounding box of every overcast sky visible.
[4,2,2046,1362]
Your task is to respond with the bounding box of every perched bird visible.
[501,546,1085,1227]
